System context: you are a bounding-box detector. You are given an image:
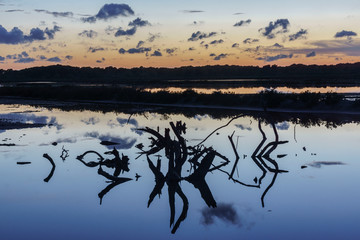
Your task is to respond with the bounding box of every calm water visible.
[0,104,359,239]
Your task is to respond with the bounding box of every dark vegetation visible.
[2,63,360,86]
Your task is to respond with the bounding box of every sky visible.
[0,0,360,69]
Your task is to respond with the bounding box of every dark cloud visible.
[47,57,61,63]
[117,118,138,127]
[84,132,136,150]
[7,51,29,60]
[334,30,357,38]
[136,40,145,48]
[128,17,151,27]
[151,50,162,57]
[14,58,35,63]
[308,161,345,168]
[306,51,316,57]
[232,43,239,48]
[210,39,224,45]
[182,10,204,13]
[44,25,61,39]
[234,19,251,27]
[188,31,217,41]
[243,38,259,44]
[256,54,293,62]
[78,30,98,38]
[119,47,151,54]
[5,9,24,12]
[21,51,29,57]
[209,53,216,57]
[115,27,136,37]
[214,53,228,61]
[235,124,252,131]
[272,43,284,48]
[165,48,177,55]
[34,9,73,18]
[65,55,73,60]
[0,56,5,61]
[0,25,60,44]
[289,29,308,41]
[88,47,105,53]
[201,203,241,226]
[260,19,290,39]
[39,55,47,60]
[188,47,196,51]
[82,4,134,23]
[96,58,105,63]
[275,121,290,130]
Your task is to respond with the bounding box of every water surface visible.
[0,104,359,239]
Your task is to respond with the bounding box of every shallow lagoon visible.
[0,104,359,240]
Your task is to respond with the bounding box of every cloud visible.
[233,12,244,15]
[5,9,24,13]
[260,19,290,39]
[275,121,290,130]
[256,54,293,62]
[188,47,196,51]
[84,132,136,150]
[47,57,61,63]
[81,117,100,125]
[34,9,73,18]
[334,30,357,39]
[115,27,136,37]
[14,58,35,63]
[117,118,139,127]
[165,48,177,55]
[0,24,60,44]
[191,21,204,26]
[232,43,239,48]
[65,55,73,60]
[182,10,204,13]
[308,161,345,168]
[306,51,316,57]
[119,47,151,54]
[0,56,5,61]
[39,55,47,60]
[188,31,217,41]
[214,53,228,61]
[6,51,29,60]
[201,203,241,226]
[151,50,162,57]
[235,124,252,131]
[210,39,224,45]
[272,43,284,48]
[289,29,308,41]
[88,47,105,53]
[128,17,151,27]
[136,41,145,48]
[234,19,251,27]
[78,30,98,38]
[147,33,161,42]
[96,58,105,63]
[82,4,134,23]
[243,38,259,44]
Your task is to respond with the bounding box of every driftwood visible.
[43,153,55,182]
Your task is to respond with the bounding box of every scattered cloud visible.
[34,9,73,18]
[82,4,134,23]
[14,58,36,63]
[275,121,290,130]
[81,117,100,125]
[272,43,284,48]
[289,29,308,41]
[88,47,105,53]
[115,27,137,37]
[5,9,24,13]
[235,124,252,131]
[188,31,217,41]
[233,12,244,15]
[214,53,228,61]
[147,33,161,42]
[78,30,98,38]
[136,40,145,48]
[210,39,224,45]
[191,21,204,26]
[0,24,60,44]
[308,161,345,168]
[260,19,290,39]
[182,10,204,13]
[128,17,151,27]
[232,43,239,48]
[256,54,293,62]
[334,30,357,40]
[0,56,5,61]
[151,50,162,57]
[243,38,259,44]
[96,58,105,63]
[306,51,316,57]
[165,48,177,55]
[201,203,242,227]
[47,57,61,63]
[119,47,151,54]
[234,19,251,27]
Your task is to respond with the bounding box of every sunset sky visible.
[1,0,360,69]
